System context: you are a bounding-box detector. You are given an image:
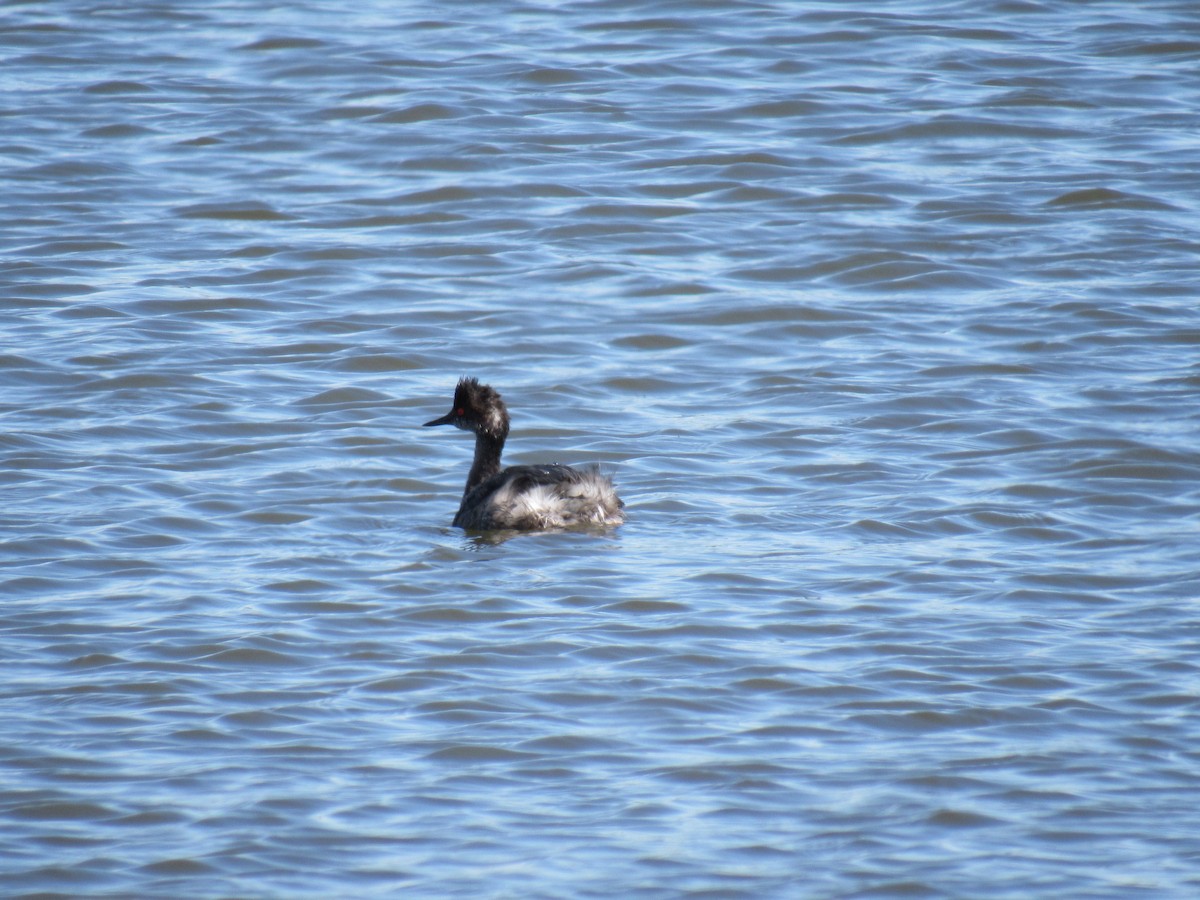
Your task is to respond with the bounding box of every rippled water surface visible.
[4,1,1200,896]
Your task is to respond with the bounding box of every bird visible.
[423,377,625,531]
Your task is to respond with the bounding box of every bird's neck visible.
[466,428,506,495]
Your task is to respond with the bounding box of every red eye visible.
[455,408,464,416]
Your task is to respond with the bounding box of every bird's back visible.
[453,463,625,531]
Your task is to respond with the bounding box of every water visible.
[4,1,1200,896]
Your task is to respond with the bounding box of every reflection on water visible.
[3,0,1200,896]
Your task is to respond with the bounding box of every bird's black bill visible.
[423,411,456,427]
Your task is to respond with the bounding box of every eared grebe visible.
[423,377,625,531]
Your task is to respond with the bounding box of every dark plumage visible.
[424,377,625,531]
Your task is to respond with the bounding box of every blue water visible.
[4,1,1200,896]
